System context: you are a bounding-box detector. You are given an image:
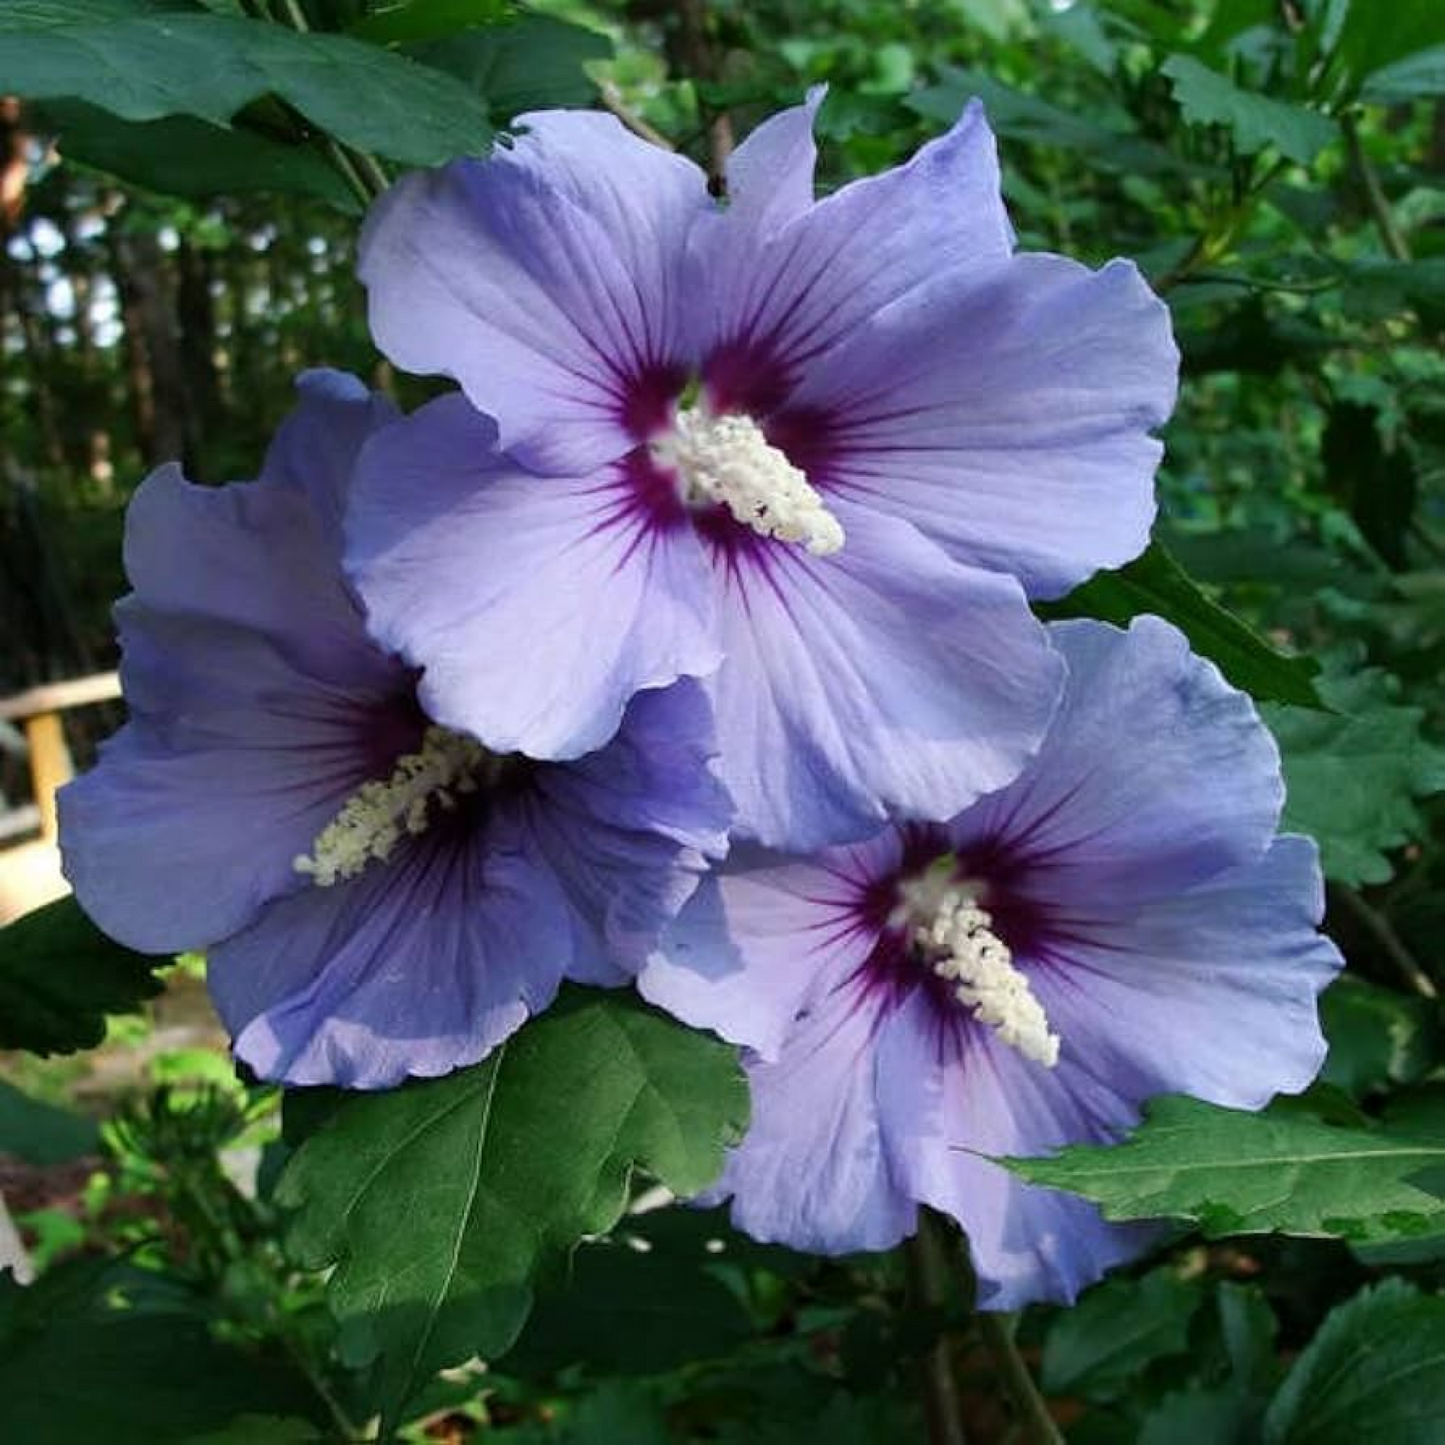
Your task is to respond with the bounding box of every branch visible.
[1332,884,1437,999]
[905,1212,969,1445]
[976,1312,1064,1445]
[600,81,675,151]
[1342,111,1412,262]
[675,0,734,184]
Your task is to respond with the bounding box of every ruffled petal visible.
[346,395,721,759]
[723,87,825,234]
[208,806,575,1088]
[60,467,411,955]
[523,680,732,978]
[641,832,899,1058]
[1030,835,1339,1112]
[786,254,1177,598]
[689,100,1013,412]
[719,978,916,1254]
[875,989,1151,1306]
[359,113,710,475]
[707,500,1063,850]
[259,369,400,548]
[121,466,381,687]
[953,618,1285,905]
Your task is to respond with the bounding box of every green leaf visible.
[278,989,747,1428]
[1041,541,1323,708]
[1264,1280,1445,1444]
[715,1391,919,1445]
[1345,259,1445,325]
[1140,1387,1262,1445]
[908,66,1182,177]
[502,1232,753,1378]
[1321,401,1417,569]
[0,1259,320,1443]
[0,13,493,166]
[1319,976,1440,1099]
[545,1381,673,1445]
[1326,1,1445,101]
[1161,54,1337,165]
[348,0,515,45]
[186,1419,323,1445]
[1041,1269,1205,1399]
[1263,665,1445,886]
[1138,1280,1278,1442]
[1362,46,1445,103]
[1001,1094,1445,1243]
[414,14,611,118]
[0,896,166,1055]
[0,0,142,29]
[0,1078,99,1164]
[38,100,357,207]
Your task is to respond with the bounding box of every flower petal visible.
[259,369,400,548]
[60,467,410,955]
[723,86,825,233]
[787,254,1177,598]
[708,500,1063,850]
[359,113,710,475]
[719,978,916,1254]
[120,466,378,684]
[875,989,1151,1306]
[690,100,1013,411]
[1031,835,1339,1112]
[523,680,733,978]
[208,807,575,1088]
[954,617,1285,904]
[641,833,899,1058]
[347,394,721,759]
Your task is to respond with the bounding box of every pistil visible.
[898,874,1060,1068]
[293,724,487,887]
[655,406,845,555]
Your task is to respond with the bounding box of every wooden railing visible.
[0,671,121,843]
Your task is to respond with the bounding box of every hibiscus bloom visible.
[640,618,1342,1306]
[59,371,730,1089]
[349,93,1176,849]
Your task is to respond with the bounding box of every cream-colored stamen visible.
[898,874,1060,1068]
[293,724,486,887]
[654,406,844,555]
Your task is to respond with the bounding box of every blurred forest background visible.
[2,0,1445,1441]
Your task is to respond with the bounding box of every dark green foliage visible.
[1263,1280,1445,1443]
[2,0,1445,1439]
[1003,1095,1445,1243]
[1264,666,1445,885]
[1161,54,1337,165]
[278,988,747,1427]
[502,1232,755,1379]
[1045,541,1324,708]
[0,896,166,1054]
[1319,976,1440,1098]
[0,1258,322,1443]
[37,100,360,208]
[0,1076,98,1162]
[0,11,496,164]
[1041,1270,1205,1398]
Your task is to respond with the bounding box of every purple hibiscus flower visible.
[349,92,1177,849]
[59,371,730,1089]
[639,617,1342,1306]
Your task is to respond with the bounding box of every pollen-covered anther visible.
[902,880,1060,1068]
[293,724,487,887]
[656,406,845,555]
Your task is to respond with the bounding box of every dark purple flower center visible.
[296,685,533,888]
[850,828,1060,1067]
[615,350,846,559]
